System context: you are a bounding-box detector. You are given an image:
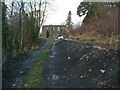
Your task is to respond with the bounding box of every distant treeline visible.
[2,1,48,62]
[70,2,120,50]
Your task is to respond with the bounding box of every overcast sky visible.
[5,0,119,26]
[44,0,85,25]
[5,0,86,26]
[44,0,120,25]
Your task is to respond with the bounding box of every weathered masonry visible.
[42,25,69,39]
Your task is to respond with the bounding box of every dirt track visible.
[2,41,48,88]
[44,39,119,88]
[2,39,119,88]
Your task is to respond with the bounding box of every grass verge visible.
[70,34,119,50]
[23,40,53,88]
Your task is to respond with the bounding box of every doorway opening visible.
[46,31,49,38]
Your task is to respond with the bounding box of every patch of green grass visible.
[23,40,53,88]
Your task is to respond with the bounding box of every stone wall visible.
[42,25,68,39]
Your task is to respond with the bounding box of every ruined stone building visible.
[42,25,69,39]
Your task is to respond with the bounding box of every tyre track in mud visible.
[2,41,48,88]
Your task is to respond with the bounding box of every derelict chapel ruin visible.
[42,25,69,39]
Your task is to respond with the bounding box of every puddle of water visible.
[51,45,55,51]
[13,77,23,88]
[52,52,56,55]
[49,65,54,68]
[52,74,59,80]
[12,84,16,87]
[15,77,22,82]
[52,45,55,48]
[49,55,54,58]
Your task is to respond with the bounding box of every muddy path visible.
[2,41,48,88]
[2,39,119,88]
[44,39,119,88]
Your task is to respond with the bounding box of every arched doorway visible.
[46,31,49,38]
